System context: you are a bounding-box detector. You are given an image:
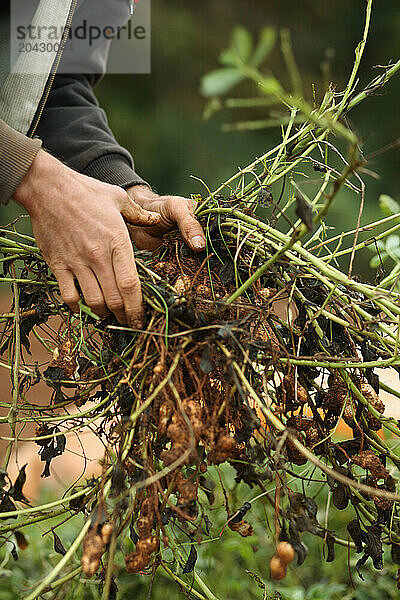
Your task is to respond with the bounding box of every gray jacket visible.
[0,0,146,206]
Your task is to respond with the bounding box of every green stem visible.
[3,269,20,470]
[336,0,373,115]
[24,519,90,600]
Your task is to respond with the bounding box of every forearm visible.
[14,149,67,216]
[0,119,42,205]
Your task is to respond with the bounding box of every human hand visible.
[14,151,162,327]
[126,185,206,252]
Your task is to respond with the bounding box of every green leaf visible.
[231,26,253,62]
[385,234,400,251]
[370,252,388,269]
[219,48,239,67]
[251,27,277,68]
[219,27,253,67]
[379,194,400,218]
[78,300,100,320]
[200,68,244,97]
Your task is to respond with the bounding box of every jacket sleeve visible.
[0,119,42,205]
[31,0,148,190]
[33,72,149,189]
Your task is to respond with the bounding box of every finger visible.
[127,225,163,251]
[53,268,80,313]
[74,267,109,318]
[120,194,162,228]
[93,263,127,325]
[112,239,144,328]
[168,197,206,251]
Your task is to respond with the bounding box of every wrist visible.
[14,150,64,216]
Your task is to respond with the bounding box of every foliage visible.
[201,26,276,97]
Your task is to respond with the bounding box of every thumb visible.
[170,198,206,252]
[120,195,162,227]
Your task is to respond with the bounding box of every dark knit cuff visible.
[81,153,150,190]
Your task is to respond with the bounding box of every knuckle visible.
[86,244,106,262]
[182,220,199,235]
[50,261,67,274]
[107,296,124,311]
[62,292,79,306]
[111,231,130,251]
[119,276,139,294]
[86,296,105,310]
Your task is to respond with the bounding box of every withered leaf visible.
[230,502,251,525]
[20,307,50,353]
[304,496,317,519]
[90,505,108,528]
[129,521,139,545]
[69,489,86,512]
[56,434,66,456]
[392,543,400,565]
[200,476,215,506]
[332,484,349,510]
[219,260,235,285]
[111,464,126,496]
[161,508,173,526]
[53,531,67,556]
[365,524,383,570]
[0,469,8,489]
[38,429,67,478]
[347,519,364,553]
[182,544,198,574]
[14,531,28,550]
[2,259,11,276]
[9,464,28,502]
[203,514,212,536]
[11,544,18,561]
[43,366,65,383]
[294,514,318,535]
[41,461,51,478]
[356,553,369,580]
[257,186,273,207]
[200,346,213,375]
[325,533,335,562]
[295,194,313,232]
[295,541,308,566]
[0,494,17,519]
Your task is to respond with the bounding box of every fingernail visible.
[191,236,206,250]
